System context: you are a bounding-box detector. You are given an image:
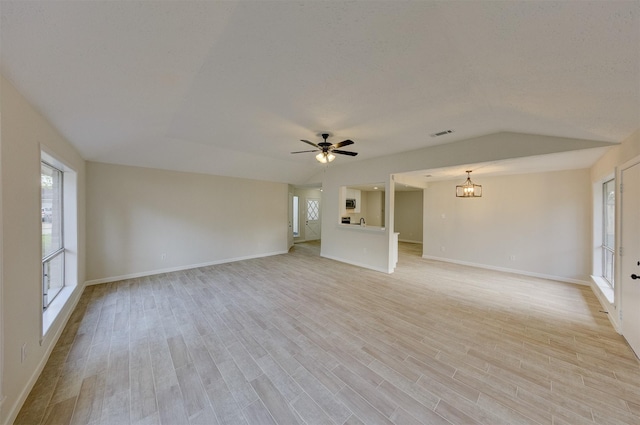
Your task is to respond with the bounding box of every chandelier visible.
[456,171,482,197]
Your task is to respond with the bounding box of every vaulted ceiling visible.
[1,1,638,184]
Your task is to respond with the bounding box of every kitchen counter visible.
[338,223,385,232]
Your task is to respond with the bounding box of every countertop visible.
[338,223,386,232]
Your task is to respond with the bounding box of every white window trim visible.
[40,149,79,339]
[601,178,616,288]
[42,286,76,336]
[591,172,616,305]
[41,161,65,308]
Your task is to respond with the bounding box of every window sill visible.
[590,275,614,304]
[42,286,75,339]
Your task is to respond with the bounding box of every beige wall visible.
[1,75,86,424]
[394,191,423,243]
[423,169,592,283]
[86,162,288,282]
[346,191,385,226]
[364,191,385,227]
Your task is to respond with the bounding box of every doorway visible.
[292,186,323,243]
[620,157,640,357]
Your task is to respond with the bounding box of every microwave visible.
[346,198,356,209]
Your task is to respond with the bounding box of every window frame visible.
[40,148,80,338]
[41,160,65,309]
[292,195,299,237]
[601,178,615,288]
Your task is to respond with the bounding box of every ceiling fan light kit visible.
[456,170,482,198]
[291,133,358,163]
[316,152,335,163]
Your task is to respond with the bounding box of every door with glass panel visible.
[304,197,321,241]
[41,162,64,308]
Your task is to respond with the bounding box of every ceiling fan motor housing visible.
[319,133,331,150]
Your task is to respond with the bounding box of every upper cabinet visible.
[345,188,362,213]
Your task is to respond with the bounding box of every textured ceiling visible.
[1,1,639,184]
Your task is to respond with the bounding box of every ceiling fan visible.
[291,133,358,163]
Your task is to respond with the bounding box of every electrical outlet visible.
[510,255,516,261]
[161,253,166,260]
[441,246,446,252]
[21,343,27,363]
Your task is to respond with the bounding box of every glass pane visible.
[603,179,615,249]
[292,196,299,236]
[43,251,64,307]
[42,163,63,258]
[307,199,319,221]
[604,248,614,287]
[602,179,615,288]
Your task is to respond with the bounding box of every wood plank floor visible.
[15,242,640,425]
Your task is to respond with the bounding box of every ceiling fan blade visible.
[291,149,319,154]
[300,139,320,148]
[332,139,354,149]
[332,150,358,156]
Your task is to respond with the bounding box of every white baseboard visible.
[4,285,84,425]
[85,250,288,286]
[421,254,591,286]
[321,254,392,274]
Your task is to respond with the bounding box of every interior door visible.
[621,160,640,357]
[305,197,321,241]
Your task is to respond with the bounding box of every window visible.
[292,195,299,237]
[602,179,615,287]
[40,150,78,336]
[41,161,64,308]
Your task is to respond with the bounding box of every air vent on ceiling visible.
[430,129,454,137]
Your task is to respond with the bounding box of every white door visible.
[305,198,321,241]
[621,160,640,357]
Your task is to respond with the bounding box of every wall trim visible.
[321,254,392,274]
[4,285,84,425]
[421,254,591,286]
[85,250,288,286]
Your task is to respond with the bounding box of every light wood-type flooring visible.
[15,242,640,425]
